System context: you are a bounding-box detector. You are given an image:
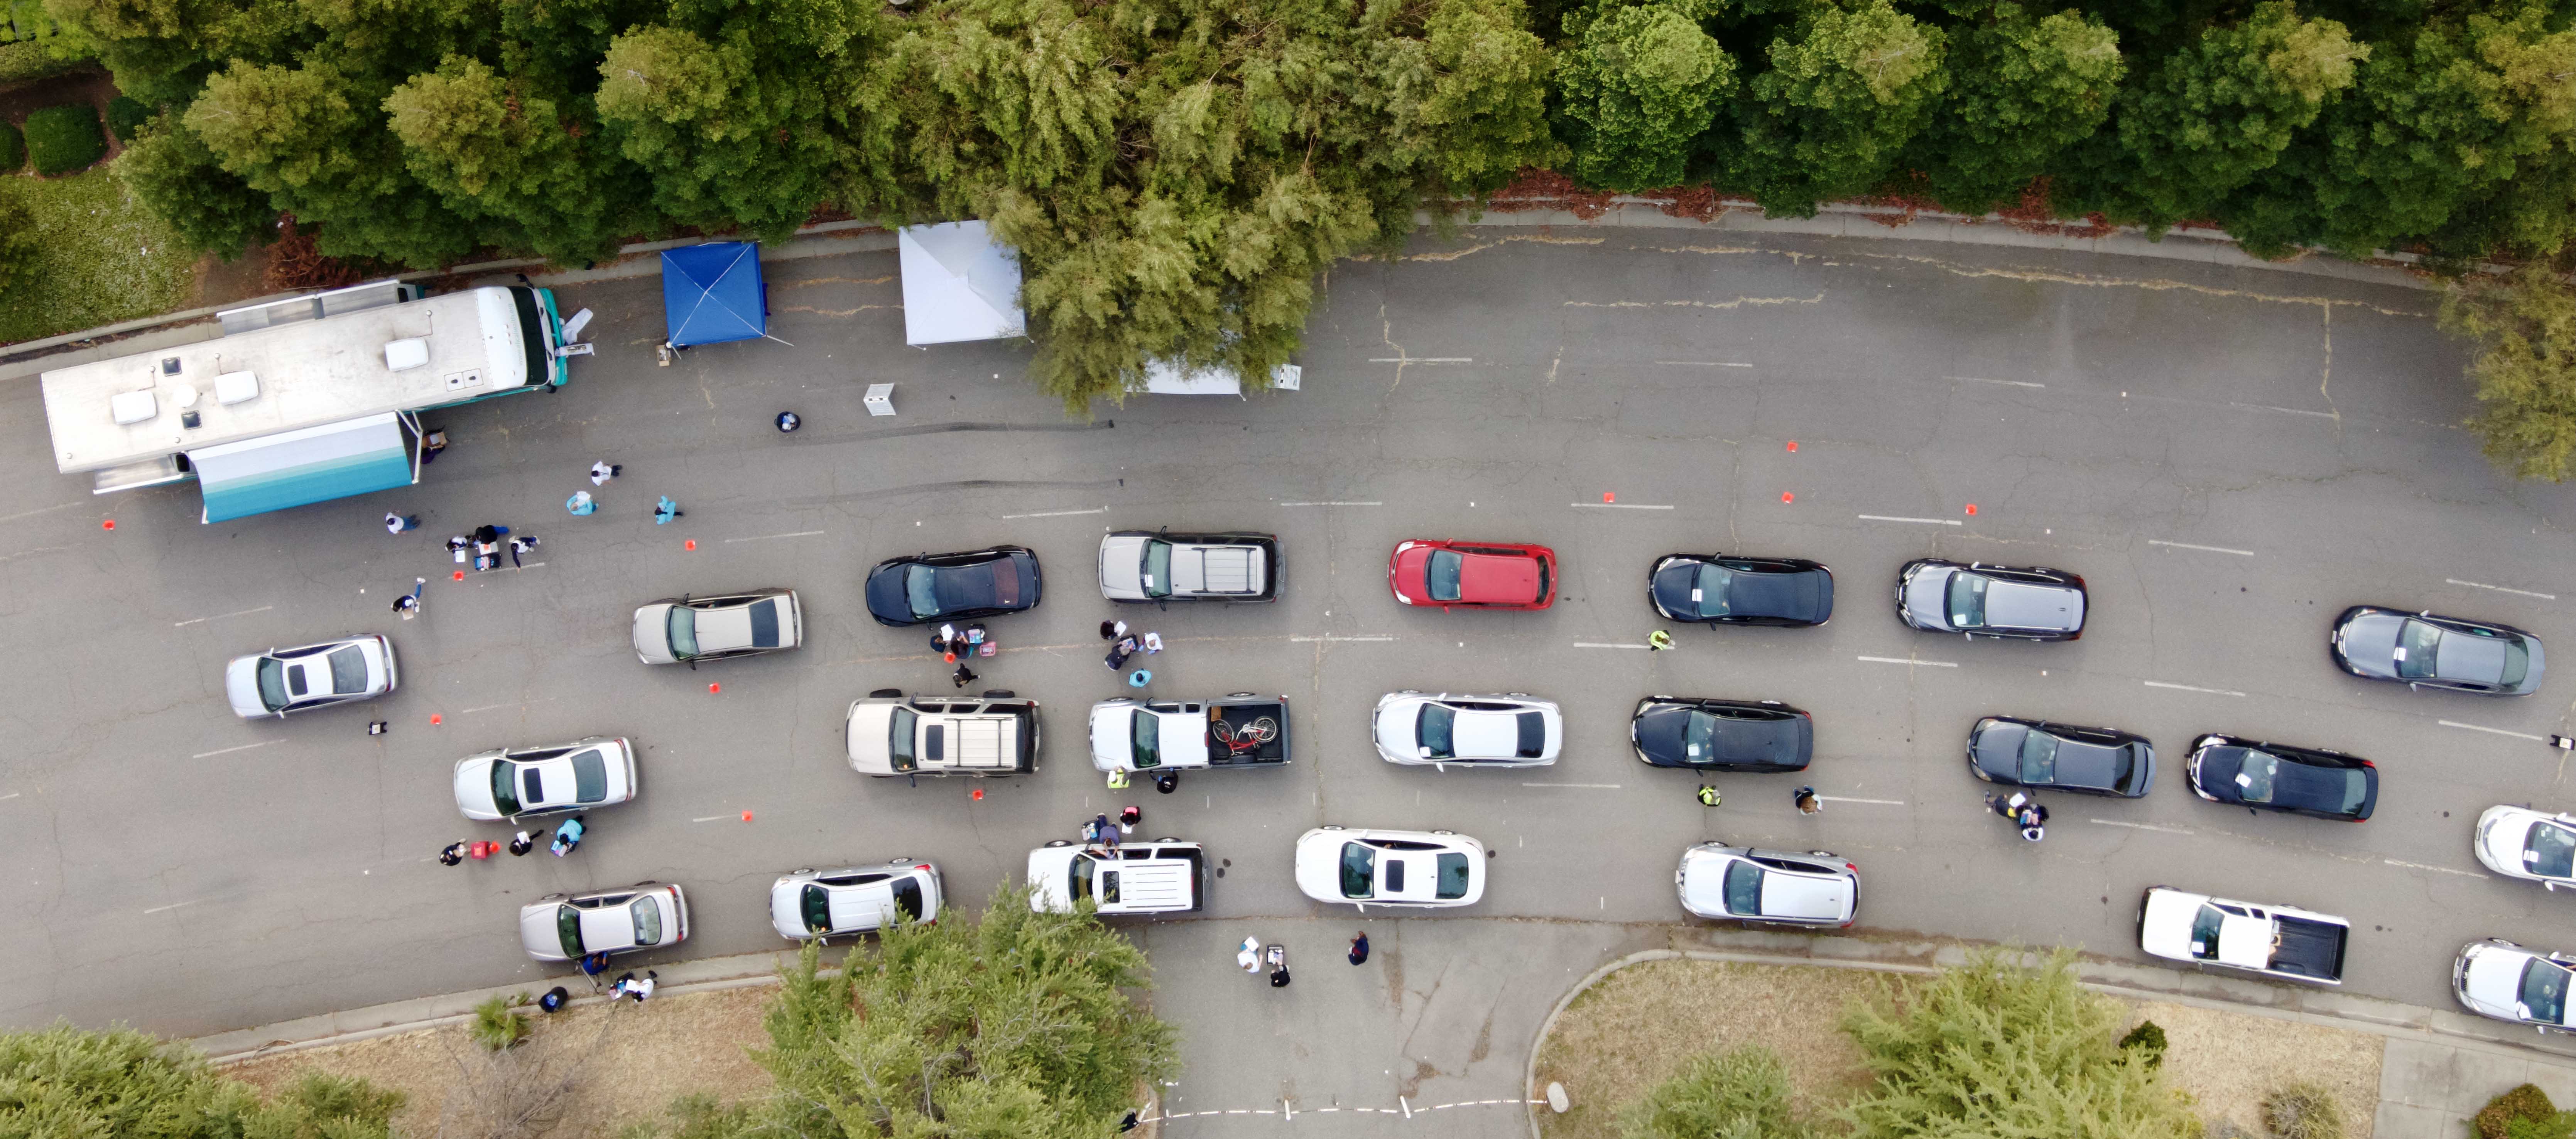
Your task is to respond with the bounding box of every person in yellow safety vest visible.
[1696,785,1720,807]
[1106,769,1130,790]
[1648,630,1675,651]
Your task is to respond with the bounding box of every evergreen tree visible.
[385,57,646,265]
[2444,264,2576,483]
[1708,0,1948,216]
[184,61,482,266]
[1907,2,2122,215]
[0,1024,401,1138]
[1620,1045,1807,1139]
[0,186,37,301]
[112,112,272,256]
[1553,0,1736,193]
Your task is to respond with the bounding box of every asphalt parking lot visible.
[3,227,2570,1083]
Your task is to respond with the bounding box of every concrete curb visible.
[1519,939,2576,1139]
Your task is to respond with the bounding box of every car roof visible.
[1718,567,1824,619]
[1449,708,1527,757]
[1982,578,2081,630]
[577,899,641,951]
[2435,627,2511,684]
[1757,863,1852,920]
[2050,739,2125,789]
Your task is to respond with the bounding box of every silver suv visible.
[1895,559,2086,641]
[846,690,1039,776]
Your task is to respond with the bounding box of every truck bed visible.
[2270,916,2349,982]
[1205,696,1290,767]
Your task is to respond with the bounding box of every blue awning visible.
[190,413,415,523]
[661,242,767,347]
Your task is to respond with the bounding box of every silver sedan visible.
[632,588,802,665]
[519,883,688,963]
[224,634,397,719]
[769,860,942,940]
[1676,844,1858,928]
[453,737,637,821]
[2475,806,2576,889]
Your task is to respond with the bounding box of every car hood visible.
[2194,746,2248,800]
[519,902,570,961]
[224,655,270,717]
[1904,565,1954,628]
[1678,849,1731,916]
[1971,721,2028,781]
[2477,807,2543,876]
[632,604,679,664]
[846,701,898,773]
[2138,889,2206,960]
[1460,554,1541,604]
[1026,846,1082,911]
[769,880,812,939]
[1985,580,2082,632]
[1373,696,1423,759]
[1099,534,1151,600]
[1728,571,1829,623]
[1293,831,1345,902]
[1089,701,1137,771]
[1633,706,1693,765]
[2337,612,2404,677]
[865,564,910,622]
[2461,945,2531,1018]
[453,757,502,820]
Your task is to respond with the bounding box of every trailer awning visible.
[661,242,767,347]
[898,221,1025,345]
[189,412,415,523]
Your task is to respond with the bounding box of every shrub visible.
[2118,1019,2168,1067]
[0,186,34,297]
[468,994,530,1051]
[0,121,20,172]
[24,103,106,175]
[2263,1081,2345,1139]
[1618,1045,1807,1139]
[105,96,150,143]
[2481,1085,2559,1139]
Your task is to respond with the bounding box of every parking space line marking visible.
[0,500,85,524]
[2439,720,2548,742]
[1367,357,1471,363]
[2143,680,2247,697]
[1290,635,1394,643]
[723,530,826,543]
[192,741,280,759]
[461,698,557,715]
[2148,539,2255,556]
[0,793,20,802]
[174,605,274,627]
[1857,655,1959,668]
[2384,858,2483,879]
[1856,514,1964,526]
[2091,819,2194,835]
[483,561,547,573]
[999,507,1107,519]
[1655,360,1753,368]
[143,899,199,914]
[2448,579,2557,601]
[1571,502,1676,510]
[1279,501,1383,507]
[690,815,730,823]
[1574,642,1649,649]
[1523,782,1622,789]
[1818,796,1905,805]
[1948,376,2045,389]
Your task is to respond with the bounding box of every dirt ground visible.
[1531,959,2384,1139]
[224,984,777,1139]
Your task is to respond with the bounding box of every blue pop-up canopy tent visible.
[660,242,768,347]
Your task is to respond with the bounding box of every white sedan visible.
[224,634,397,719]
[1676,844,1857,928]
[1371,692,1561,769]
[2474,806,2576,890]
[769,860,941,940]
[453,737,638,821]
[2454,938,2576,1033]
[1293,827,1485,909]
[520,883,688,962]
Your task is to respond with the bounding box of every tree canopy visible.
[2446,264,2576,483]
[0,1023,402,1139]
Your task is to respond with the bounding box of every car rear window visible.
[327,646,367,693]
[571,749,607,803]
[1340,843,1374,898]
[1436,853,1471,899]
[1723,860,1763,916]
[1515,711,1546,758]
[2503,638,2532,688]
[491,762,521,816]
[556,905,583,958]
[1427,549,1463,602]
[631,897,663,945]
[750,598,780,648]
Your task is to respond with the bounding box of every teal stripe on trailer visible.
[190,413,416,523]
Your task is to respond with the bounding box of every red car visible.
[1388,540,1556,610]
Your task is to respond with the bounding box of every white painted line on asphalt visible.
[461,697,557,715]
[723,529,825,543]
[2385,857,2483,879]
[690,815,730,823]
[2091,819,2194,835]
[1948,376,2045,389]
[1857,514,1964,526]
[0,500,85,525]
[1289,635,1394,643]
[1367,357,1471,363]
[1818,796,1906,805]
[143,899,199,914]
[2148,539,2255,556]
[0,793,20,802]
[1279,501,1382,507]
[1857,655,1959,668]
[174,605,274,627]
[1523,782,1623,789]
[2142,680,2247,697]
[2439,720,2548,742]
[1574,642,1649,649]
[192,740,280,759]
[1571,502,1676,510]
[2447,578,2557,601]
[2264,405,2337,419]
[484,561,547,573]
[1655,360,1753,368]
[999,507,1107,519]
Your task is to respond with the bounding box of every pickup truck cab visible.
[846,690,1040,777]
[1089,694,1290,772]
[1098,530,1280,603]
[2138,886,2348,985]
[1027,839,1207,915]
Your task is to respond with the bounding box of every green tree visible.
[1836,949,2196,1139]
[386,56,648,265]
[1906,2,2122,215]
[112,113,272,256]
[2058,1,2365,232]
[0,1023,401,1138]
[1553,1,1736,192]
[1708,0,1949,216]
[2444,264,2576,483]
[185,61,481,266]
[1619,1045,1808,1139]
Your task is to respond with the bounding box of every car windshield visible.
[801,884,832,933]
[2524,958,2572,1024]
[904,564,942,620]
[2397,619,2441,679]
[2236,751,2279,803]
[667,607,697,658]
[1340,842,1376,898]
[1143,540,1173,598]
[2188,904,2224,961]
[1946,572,1988,628]
[326,646,367,693]
[1694,563,1733,618]
[1722,860,1764,916]
[555,905,583,958]
[1436,853,1471,899]
[630,897,663,946]
[490,761,522,816]
[570,749,608,803]
[887,708,918,771]
[1427,550,1464,602]
[1130,709,1160,768]
[2018,729,2058,784]
[255,658,288,711]
[2531,823,2576,879]
[1418,704,1456,759]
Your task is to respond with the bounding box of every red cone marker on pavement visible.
[1781,492,1794,504]
[1785,441,1798,453]
[741,810,753,822]
[685,539,696,551]
[1965,504,1978,516]
[709,682,721,694]
[101,519,115,531]
[430,713,443,725]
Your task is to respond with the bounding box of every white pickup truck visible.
[1098,530,1280,603]
[1088,694,1291,773]
[2138,886,2350,986]
[1027,839,1207,915]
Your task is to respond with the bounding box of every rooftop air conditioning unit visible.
[384,339,430,371]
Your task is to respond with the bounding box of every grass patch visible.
[0,166,197,344]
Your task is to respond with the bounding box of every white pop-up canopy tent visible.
[898,221,1027,345]
[1142,359,1303,397]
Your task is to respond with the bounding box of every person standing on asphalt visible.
[590,461,621,486]
[1118,806,1140,834]
[1348,932,1370,965]
[951,662,978,689]
[1696,785,1720,808]
[551,816,586,856]
[1793,786,1822,814]
[439,842,468,866]
[510,830,537,856]
[1647,629,1674,651]
[654,497,683,524]
[566,490,596,516]
[385,512,419,534]
[392,577,425,620]
[508,535,538,568]
[1265,945,1290,987]
[1237,938,1261,973]
[419,429,447,464]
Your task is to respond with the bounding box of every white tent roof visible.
[1142,359,1302,395]
[898,221,1026,345]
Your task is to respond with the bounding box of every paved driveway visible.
[3,231,2569,1104]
